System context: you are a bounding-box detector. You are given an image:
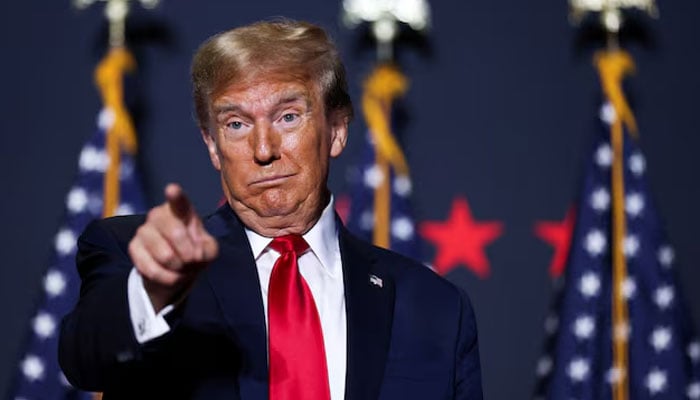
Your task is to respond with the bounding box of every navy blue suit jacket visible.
[59,205,483,399]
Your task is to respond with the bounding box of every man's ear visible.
[329,112,349,158]
[201,130,221,171]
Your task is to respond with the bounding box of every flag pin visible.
[369,274,383,288]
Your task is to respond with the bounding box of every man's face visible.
[202,74,348,235]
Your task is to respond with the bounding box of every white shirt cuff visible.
[127,268,174,343]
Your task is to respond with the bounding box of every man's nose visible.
[252,123,281,165]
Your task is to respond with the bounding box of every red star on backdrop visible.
[419,196,503,279]
[334,194,351,224]
[534,205,576,278]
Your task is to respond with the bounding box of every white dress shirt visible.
[127,200,347,400]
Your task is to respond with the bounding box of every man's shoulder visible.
[341,229,462,297]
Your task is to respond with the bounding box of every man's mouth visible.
[250,174,294,186]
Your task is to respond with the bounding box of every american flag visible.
[8,105,146,398]
[533,102,700,399]
[346,129,420,259]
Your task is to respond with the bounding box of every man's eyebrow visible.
[212,103,245,117]
[275,91,312,108]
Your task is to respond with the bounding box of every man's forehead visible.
[213,72,318,105]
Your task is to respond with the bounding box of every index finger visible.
[165,183,194,223]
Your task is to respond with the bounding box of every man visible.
[59,19,483,399]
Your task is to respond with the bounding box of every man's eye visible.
[282,113,298,123]
[227,121,243,130]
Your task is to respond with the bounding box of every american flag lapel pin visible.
[369,274,383,288]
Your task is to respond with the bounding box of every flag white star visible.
[590,187,611,212]
[44,270,67,297]
[615,322,631,341]
[97,107,116,131]
[393,175,412,197]
[599,102,616,125]
[363,164,384,188]
[584,229,607,256]
[359,211,375,231]
[54,228,77,256]
[79,146,110,173]
[391,216,414,241]
[688,381,700,400]
[32,312,56,339]
[645,368,667,395]
[625,192,645,218]
[595,144,613,168]
[657,245,675,268]
[66,187,88,214]
[621,276,636,299]
[116,203,134,216]
[654,285,674,310]
[579,272,601,298]
[606,367,624,384]
[688,341,700,362]
[629,153,646,176]
[623,235,639,258]
[20,355,45,382]
[573,315,596,340]
[567,358,590,382]
[536,356,552,377]
[544,314,559,334]
[650,326,672,352]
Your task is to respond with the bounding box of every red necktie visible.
[268,235,330,400]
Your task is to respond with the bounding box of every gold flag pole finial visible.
[341,0,431,62]
[73,0,160,48]
[569,0,657,50]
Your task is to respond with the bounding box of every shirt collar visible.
[245,197,339,274]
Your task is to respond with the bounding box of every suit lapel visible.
[340,226,395,400]
[204,205,268,399]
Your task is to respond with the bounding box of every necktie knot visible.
[269,234,309,255]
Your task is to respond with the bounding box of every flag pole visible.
[569,2,657,399]
[74,0,159,218]
[342,0,430,249]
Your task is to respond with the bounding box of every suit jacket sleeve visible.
[455,291,483,399]
[58,216,148,391]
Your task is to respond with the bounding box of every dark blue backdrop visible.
[1,2,699,399]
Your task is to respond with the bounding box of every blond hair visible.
[191,19,353,131]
